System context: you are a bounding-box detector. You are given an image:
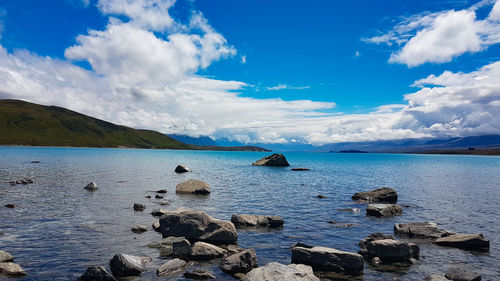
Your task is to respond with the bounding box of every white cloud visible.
[266,84,310,91]
[240,55,246,64]
[365,0,500,66]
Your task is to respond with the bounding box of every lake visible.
[0,147,499,280]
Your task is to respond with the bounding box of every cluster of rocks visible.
[0,250,26,277]
[358,233,419,266]
[9,178,34,186]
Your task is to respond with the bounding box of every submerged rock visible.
[147,236,186,249]
[0,251,14,262]
[337,208,361,212]
[291,168,310,171]
[394,222,453,239]
[78,266,116,281]
[317,195,327,199]
[435,234,490,251]
[366,204,403,217]
[131,225,148,234]
[220,248,258,275]
[159,210,238,245]
[176,179,210,195]
[231,214,284,228]
[133,203,146,211]
[175,165,191,173]
[445,267,481,281]
[252,154,290,166]
[109,254,151,277]
[352,187,398,203]
[291,245,364,276]
[184,268,216,279]
[15,178,33,185]
[155,194,164,199]
[242,262,319,281]
[0,262,27,277]
[84,182,98,191]
[156,258,186,277]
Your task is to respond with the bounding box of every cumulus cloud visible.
[364,0,500,66]
[266,84,311,91]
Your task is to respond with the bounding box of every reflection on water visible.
[0,147,499,280]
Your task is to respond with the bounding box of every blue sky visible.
[1,0,499,144]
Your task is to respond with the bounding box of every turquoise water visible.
[0,147,499,280]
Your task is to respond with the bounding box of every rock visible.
[4,204,15,209]
[0,262,27,276]
[394,222,453,239]
[156,258,186,277]
[173,239,192,259]
[131,225,148,234]
[15,178,33,184]
[352,187,398,203]
[145,195,152,199]
[364,239,419,263]
[155,194,164,199]
[252,153,290,166]
[158,201,169,205]
[366,204,403,217]
[176,179,210,195]
[291,168,310,171]
[31,160,40,163]
[152,222,161,232]
[317,195,327,199]
[159,210,238,245]
[175,165,191,173]
[184,268,216,279]
[190,242,227,260]
[78,266,116,281]
[291,246,364,276]
[109,254,151,277]
[151,209,169,217]
[337,208,361,212]
[156,189,168,193]
[147,236,186,248]
[0,230,3,236]
[435,234,489,251]
[242,262,319,281]
[445,267,481,281]
[0,251,14,262]
[133,203,146,211]
[327,221,357,228]
[220,248,258,275]
[358,233,395,251]
[424,274,451,281]
[231,214,284,228]
[221,244,245,254]
[370,257,381,267]
[84,182,98,191]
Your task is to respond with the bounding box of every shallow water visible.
[0,147,499,280]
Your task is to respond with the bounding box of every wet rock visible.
[424,274,450,281]
[109,254,151,277]
[0,251,14,262]
[337,208,361,212]
[156,258,186,277]
[370,257,381,267]
[78,266,116,281]
[327,221,357,228]
[220,244,245,254]
[152,222,161,232]
[173,239,192,259]
[358,233,395,251]
[435,234,490,251]
[175,165,191,173]
[220,248,258,275]
[252,153,290,166]
[131,225,148,234]
[84,182,98,191]
[133,203,146,211]
[155,194,164,199]
[147,236,186,248]
[364,239,419,263]
[291,245,364,276]
[317,195,327,199]
[291,168,310,171]
[4,204,15,209]
[31,160,40,163]
[151,209,169,217]
[231,214,284,228]
[176,179,210,195]
[156,189,168,193]
[0,230,3,236]
[394,222,453,239]
[145,195,152,199]
[445,267,481,281]
[184,268,216,279]
[366,204,403,217]
[190,242,227,260]
[242,262,319,281]
[15,178,33,184]
[352,187,398,203]
[159,210,238,245]
[0,262,27,277]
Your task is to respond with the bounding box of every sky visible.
[0,0,499,145]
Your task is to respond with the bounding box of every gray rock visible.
[151,209,169,217]
[78,266,116,281]
[364,239,419,263]
[317,194,327,199]
[155,194,164,199]
[370,257,381,267]
[0,262,27,276]
[445,267,481,281]
[190,242,227,260]
[394,222,453,239]
[424,274,451,281]
[231,214,284,228]
[242,262,319,281]
[358,233,395,251]
[147,236,186,248]
[4,204,15,209]
[352,187,398,203]
[15,178,33,184]
[291,246,364,276]
[220,249,258,275]
[159,210,238,245]
[173,239,192,259]
[84,182,98,191]
[184,268,216,279]
[366,204,403,217]
[131,225,148,234]
[156,189,168,193]
[252,154,290,166]
[156,258,186,277]
[291,168,310,171]
[133,203,146,211]
[175,165,191,173]
[435,234,489,251]
[109,254,151,277]
[176,179,210,195]
[0,251,14,263]
[152,222,161,232]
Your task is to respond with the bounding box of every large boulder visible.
[366,204,403,217]
[109,254,152,277]
[364,239,419,263]
[156,258,186,277]
[0,251,14,262]
[394,222,453,239]
[159,210,238,245]
[291,246,364,276]
[84,182,98,191]
[351,187,398,203]
[190,242,227,260]
[79,266,116,281]
[435,234,490,251]
[0,262,27,277]
[220,249,258,275]
[252,154,290,166]
[231,214,284,228]
[445,267,481,281]
[176,179,210,195]
[243,262,319,281]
